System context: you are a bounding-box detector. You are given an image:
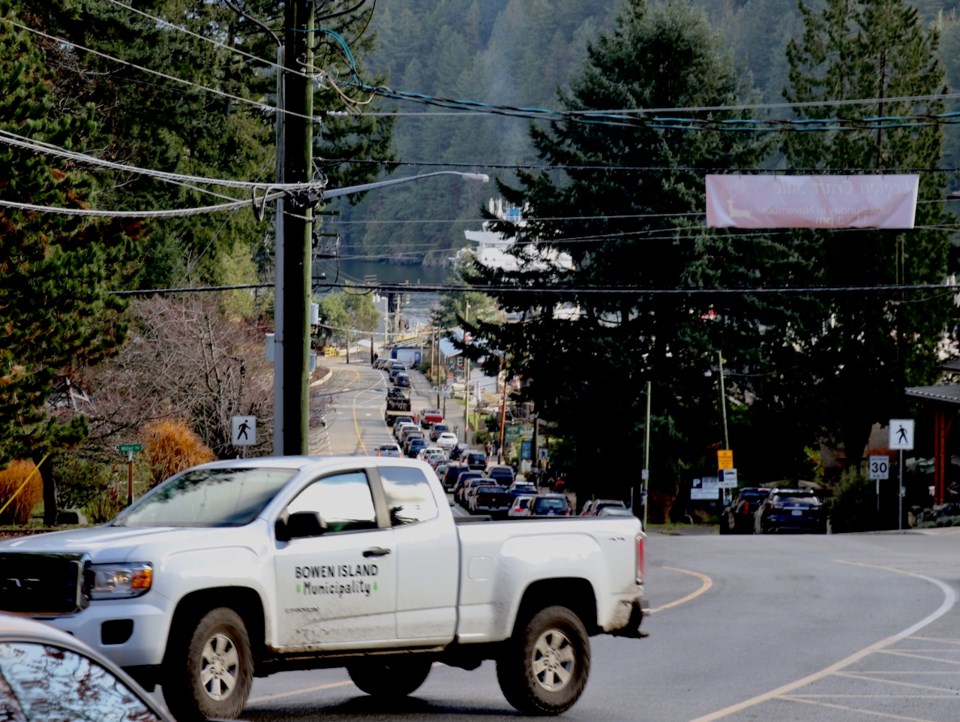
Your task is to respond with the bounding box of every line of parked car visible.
[719,487,827,534]
[375,357,638,522]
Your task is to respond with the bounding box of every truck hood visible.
[0,524,264,563]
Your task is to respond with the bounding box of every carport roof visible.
[906,384,960,405]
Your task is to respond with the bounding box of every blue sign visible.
[520,440,532,460]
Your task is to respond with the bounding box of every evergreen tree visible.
[783,0,951,464]
[460,0,795,501]
[0,1,129,519]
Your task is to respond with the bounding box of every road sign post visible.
[233,416,257,458]
[869,455,890,514]
[889,419,914,531]
[118,443,142,506]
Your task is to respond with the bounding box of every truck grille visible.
[0,553,89,615]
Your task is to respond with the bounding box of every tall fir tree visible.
[0,1,130,519]
[459,0,803,503]
[783,0,951,464]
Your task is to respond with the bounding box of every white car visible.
[436,432,458,451]
[376,443,402,458]
[508,494,537,518]
[395,422,419,442]
[417,447,446,466]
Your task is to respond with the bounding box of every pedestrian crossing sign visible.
[232,415,257,446]
[888,419,914,451]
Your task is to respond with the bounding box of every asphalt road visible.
[243,358,960,721]
[309,356,436,456]
[237,529,960,722]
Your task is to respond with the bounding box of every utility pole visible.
[275,0,314,455]
[643,380,651,530]
[718,351,729,450]
[464,301,471,447]
[498,354,507,463]
[435,328,441,409]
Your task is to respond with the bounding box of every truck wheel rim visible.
[199,632,239,701]
[531,629,575,692]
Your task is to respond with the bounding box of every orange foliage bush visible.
[144,419,216,488]
[0,459,43,524]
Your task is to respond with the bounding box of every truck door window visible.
[287,472,377,533]
[378,466,438,526]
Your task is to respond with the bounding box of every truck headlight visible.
[89,563,153,599]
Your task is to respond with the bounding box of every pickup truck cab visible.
[0,457,645,720]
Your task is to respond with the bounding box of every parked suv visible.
[442,464,469,492]
[465,451,487,471]
[755,488,826,534]
[580,499,627,517]
[486,464,515,485]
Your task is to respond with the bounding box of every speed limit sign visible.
[868,455,890,480]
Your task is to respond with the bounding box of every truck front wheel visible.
[496,605,591,715]
[347,657,432,697]
[162,607,253,721]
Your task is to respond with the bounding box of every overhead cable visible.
[0,129,326,192]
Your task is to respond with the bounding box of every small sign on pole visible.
[232,416,257,446]
[718,468,738,488]
[888,419,914,451]
[868,455,890,481]
[888,419,914,532]
[117,443,142,506]
[717,449,734,470]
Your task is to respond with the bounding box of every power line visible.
[78,0,960,129]
[0,129,326,193]
[17,9,960,138]
[111,279,960,299]
[0,193,282,219]
[3,17,317,125]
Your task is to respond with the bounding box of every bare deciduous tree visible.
[78,296,273,460]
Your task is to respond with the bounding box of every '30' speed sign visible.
[868,455,890,480]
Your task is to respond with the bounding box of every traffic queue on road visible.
[376,354,637,521]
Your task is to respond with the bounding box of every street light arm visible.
[320,171,489,200]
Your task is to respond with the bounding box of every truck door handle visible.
[363,547,391,558]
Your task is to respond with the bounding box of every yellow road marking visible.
[248,679,353,703]
[836,671,960,694]
[646,566,712,614]
[334,367,367,454]
[877,649,960,665]
[689,561,956,722]
[778,695,939,721]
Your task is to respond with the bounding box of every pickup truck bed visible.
[0,456,645,720]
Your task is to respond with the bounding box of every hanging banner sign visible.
[705,174,918,229]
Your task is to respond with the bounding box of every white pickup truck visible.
[0,456,646,720]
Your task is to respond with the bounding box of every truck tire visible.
[162,607,253,721]
[347,657,432,697]
[496,605,590,716]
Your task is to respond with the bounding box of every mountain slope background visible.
[328,0,960,264]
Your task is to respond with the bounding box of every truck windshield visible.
[110,468,296,527]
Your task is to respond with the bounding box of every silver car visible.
[0,612,175,721]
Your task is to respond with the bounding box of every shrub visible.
[145,419,216,488]
[0,460,43,525]
[52,453,126,524]
[829,469,893,533]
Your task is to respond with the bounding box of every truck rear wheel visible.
[496,605,590,715]
[347,657,432,697]
[162,607,253,721]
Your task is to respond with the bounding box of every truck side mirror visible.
[275,511,327,542]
